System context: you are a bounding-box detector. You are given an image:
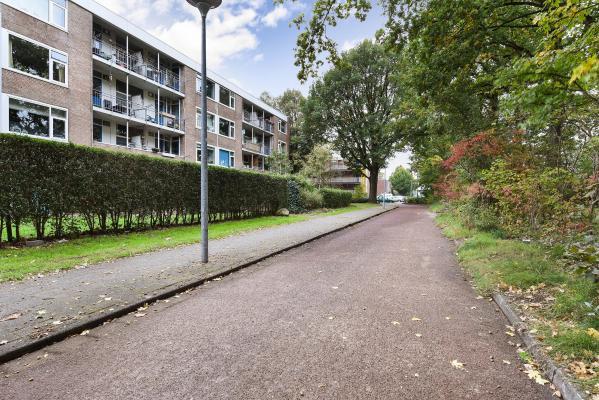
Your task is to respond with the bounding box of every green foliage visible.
[390,166,414,195]
[304,41,403,201]
[301,144,333,188]
[266,149,292,175]
[0,134,288,242]
[352,184,368,202]
[300,189,324,210]
[287,179,305,214]
[319,188,353,208]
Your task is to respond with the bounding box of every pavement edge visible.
[0,206,397,364]
[492,293,587,400]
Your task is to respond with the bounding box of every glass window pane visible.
[9,98,50,137]
[52,0,67,7]
[51,51,68,63]
[93,119,103,142]
[52,62,66,83]
[52,118,66,139]
[51,4,66,28]
[219,119,228,136]
[52,108,67,119]
[9,35,49,79]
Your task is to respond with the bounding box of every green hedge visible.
[320,188,352,208]
[0,134,288,242]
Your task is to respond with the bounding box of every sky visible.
[94,0,411,169]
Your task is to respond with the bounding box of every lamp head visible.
[186,0,222,15]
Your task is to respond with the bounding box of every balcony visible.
[92,38,183,93]
[243,110,274,134]
[330,176,361,184]
[242,141,272,155]
[93,91,185,132]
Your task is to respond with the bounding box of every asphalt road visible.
[0,206,553,399]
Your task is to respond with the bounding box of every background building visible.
[0,0,289,170]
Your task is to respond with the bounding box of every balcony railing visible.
[92,38,183,93]
[331,177,361,184]
[242,141,272,155]
[93,91,185,131]
[243,111,274,133]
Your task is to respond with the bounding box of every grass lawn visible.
[0,203,377,283]
[433,203,599,392]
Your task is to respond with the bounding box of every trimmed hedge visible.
[320,188,352,208]
[0,134,288,242]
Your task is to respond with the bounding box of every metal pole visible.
[200,10,209,263]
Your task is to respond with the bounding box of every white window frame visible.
[278,120,287,134]
[195,76,216,100]
[278,140,287,153]
[4,30,69,87]
[218,86,236,110]
[2,0,68,31]
[195,107,216,133]
[218,116,235,139]
[196,143,216,165]
[6,94,68,141]
[218,148,235,168]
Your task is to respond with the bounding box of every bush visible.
[287,179,304,214]
[320,188,352,208]
[0,134,288,242]
[300,189,324,209]
[406,196,427,204]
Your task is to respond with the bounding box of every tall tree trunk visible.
[368,167,380,203]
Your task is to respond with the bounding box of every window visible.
[196,145,215,164]
[278,141,287,153]
[219,118,235,138]
[196,109,216,132]
[156,136,180,155]
[8,34,67,84]
[4,0,68,30]
[8,97,67,140]
[279,120,287,134]
[219,86,235,108]
[93,118,110,142]
[116,124,127,146]
[196,76,215,100]
[219,149,235,168]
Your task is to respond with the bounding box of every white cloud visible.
[341,39,363,52]
[253,53,264,62]
[95,0,270,69]
[262,5,289,27]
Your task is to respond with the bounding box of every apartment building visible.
[0,0,289,170]
[329,156,365,192]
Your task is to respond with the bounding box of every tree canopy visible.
[390,167,414,196]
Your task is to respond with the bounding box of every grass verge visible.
[0,203,377,282]
[433,203,598,393]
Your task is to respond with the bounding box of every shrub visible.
[320,188,352,208]
[287,179,305,214]
[300,189,324,209]
[0,134,288,241]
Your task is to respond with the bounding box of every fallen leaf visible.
[134,313,146,318]
[451,360,466,370]
[587,328,599,340]
[37,310,46,315]
[104,297,111,301]
[415,333,423,338]
[502,360,511,365]
[476,296,484,300]
[411,317,422,321]
[52,321,63,325]
[470,306,477,310]
[391,321,400,326]
[80,330,90,336]
[414,373,419,377]
[1,313,21,322]
[445,316,451,320]
[331,286,339,289]
[328,316,334,320]
[505,331,516,337]
[525,368,549,385]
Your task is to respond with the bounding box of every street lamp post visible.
[186,0,222,263]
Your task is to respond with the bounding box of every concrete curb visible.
[0,206,396,364]
[492,293,587,400]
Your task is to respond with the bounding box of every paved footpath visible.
[0,206,390,360]
[0,206,553,399]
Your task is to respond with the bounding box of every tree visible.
[390,167,414,196]
[304,41,403,202]
[265,149,292,175]
[301,144,333,188]
[259,91,276,107]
